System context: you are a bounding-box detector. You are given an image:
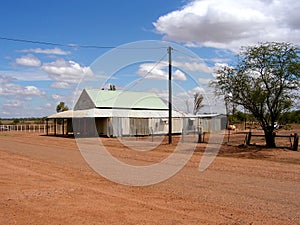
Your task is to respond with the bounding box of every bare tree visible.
[193,92,204,115]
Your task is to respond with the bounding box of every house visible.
[47,89,227,137]
[48,89,194,137]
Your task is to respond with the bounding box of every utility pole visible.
[168,46,173,144]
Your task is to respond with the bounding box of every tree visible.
[109,84,116,91]
[13,119,20,124]
[56,102,69,113]
[212,42,300,147]
[193,92,204,115]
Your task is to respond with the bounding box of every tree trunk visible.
[264,130,276,148]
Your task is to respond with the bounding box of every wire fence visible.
[0,124,225,146]
[0,124,63,134]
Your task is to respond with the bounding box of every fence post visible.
[246,131,252,145]
[198,127,202,143]
[150,127,153,142]
[62,120,65,135]
[46,120,49,135]
[293,133,299,151]
[54,119,57,136]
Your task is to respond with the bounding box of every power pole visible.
[168,46,173,144]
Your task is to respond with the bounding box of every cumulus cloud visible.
[0,74,47,117]
[136,62,187,80]
[41,59,94,86]
[0,75,15,83]
[154,0,300,51]
[173,70,186,81]
[173,61,212,74]
[0,70,49,81]
[19,47,70,55]
[3,100,24,108]
[198,77,212,85]
[0,83,45,97]
[51,94,63,100]
[176,86,226,114]
[50,81,71,89]
[51,92,76,109]
[23,86,45,96]
[15,54,41,67]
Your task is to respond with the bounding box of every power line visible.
[142,52,168,80]
[0,36,115,49]
[173,48,198,59]
[173,48,216,67]
[125,51,168,89]
[0,35,167,50]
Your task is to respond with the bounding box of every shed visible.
[48,89,195,137]
[195,114,228,132]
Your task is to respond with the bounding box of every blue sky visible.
[0,0,299,117]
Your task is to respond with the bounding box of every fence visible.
[245,131,299,151]
[0,124,64,134]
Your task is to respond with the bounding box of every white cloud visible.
[3,100,24,108]
[15,54,41,67]
[19,47,70,55]
[24,97,32,101]
[0,70,49,81]
[173,61,212,74]
[51,81,71,89]
[51,91,77,109]
[23,86,45,96]
[51,94,63,100]
[136,62,187,80]
[41,59,94,86]
[154,0,300,51]
[198,77,212,85]
[173,70,186,81]
[175,86,226,114]
[0,83,45,97]
[0,75,15,83]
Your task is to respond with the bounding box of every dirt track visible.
[0,132,300,224]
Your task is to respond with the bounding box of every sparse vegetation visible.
[193,92,204,115]
[281,110,300,124]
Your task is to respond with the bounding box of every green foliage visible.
[212,42,300,147]
[109,84,116,91]
[56,102,69,113]
[13,119,20,124]
[281,110,300,124]
[228,111,247,124]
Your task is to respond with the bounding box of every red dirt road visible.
[0,133,300,224]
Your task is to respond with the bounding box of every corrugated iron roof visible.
[85,89,168,110]
[195,113,221,118]
[48,108,192,119]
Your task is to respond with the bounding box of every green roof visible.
[85,89,168,110]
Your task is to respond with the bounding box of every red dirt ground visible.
[0,131,299,224]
